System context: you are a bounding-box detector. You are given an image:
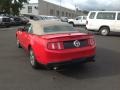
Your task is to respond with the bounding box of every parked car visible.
[9,16,15,25]
[23,14,39,20]
[37,15,60,21]
[0,15,10,27]
[46,16,60,21]
[68,16,87,26]
[36,15,47,20]
[24,14,60,21]
[16,20,96,69]
[86,11,120,36]
[68,18,74,23]
[19,16,29,25]
[9,16,23,26]
[61,17,68,22]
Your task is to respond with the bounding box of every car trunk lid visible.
[41,32,91,40]
[41,32,93,49]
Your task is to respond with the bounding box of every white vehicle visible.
[61,17,68,22]
[0,16,10,27]
[68,16,87,26]
[86,11,120,36]
[37,15,60,21]
[46,16,60,21]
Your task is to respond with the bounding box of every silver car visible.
[0,16,10,27]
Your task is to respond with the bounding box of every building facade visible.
[20,3,39,15]
[20,0,82,18]
[38,0,76,18]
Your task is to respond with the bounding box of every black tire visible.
[29,48,40,69]
[69,22,73,24]
[69,22,75,27]
[99,27,110,36]
[6,25,10,28]
[17,39,22,48]
[72,23,75,27]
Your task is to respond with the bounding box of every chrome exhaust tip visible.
[53,67,59,70]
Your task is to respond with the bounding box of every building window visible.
[28,6,32,13]
[97,12,116,20]
[22,6,25,9]
[72,13,74,18]
[89,12,96,19]
[34,6,38,9]
[56,10,59,16]
[117,13,120,20]
[50,9,54,15]
[62,11,64,16]
[66,12,68,17]
[69,13,71,17]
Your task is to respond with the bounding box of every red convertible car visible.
[16,20,96,69]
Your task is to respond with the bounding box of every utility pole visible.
[72,0,77,17]
[72,0,76,18]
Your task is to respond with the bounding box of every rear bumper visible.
[0,22,10,26]
[47,56,95,68]
[36,46,96,65]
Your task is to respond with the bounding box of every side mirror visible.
[76,18,78,20]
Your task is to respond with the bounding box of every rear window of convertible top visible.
[44,25,77,34]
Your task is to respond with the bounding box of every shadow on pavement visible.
[57,47,120,80]
[92,32,120,37]
[108,32,120,37]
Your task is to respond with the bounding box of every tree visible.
[0,0,29,15]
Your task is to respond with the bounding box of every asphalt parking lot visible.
[0,26,120,90]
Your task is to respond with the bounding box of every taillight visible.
[88,38,96,46]
[47,42,64,50]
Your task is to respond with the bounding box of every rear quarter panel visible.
[30,35,48,64]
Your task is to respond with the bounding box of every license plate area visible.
[63,39,88,49]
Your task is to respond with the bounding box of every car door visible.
[115,12,120,32]
[74,16,82,25]
[24,24,34,50]
[82,16,87,25]
[16,28,24,46]
[21,23,31,49]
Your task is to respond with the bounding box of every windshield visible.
[44,25,77,34]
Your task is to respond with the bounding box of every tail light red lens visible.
[88,38,96,46]
[47,42,64,50]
